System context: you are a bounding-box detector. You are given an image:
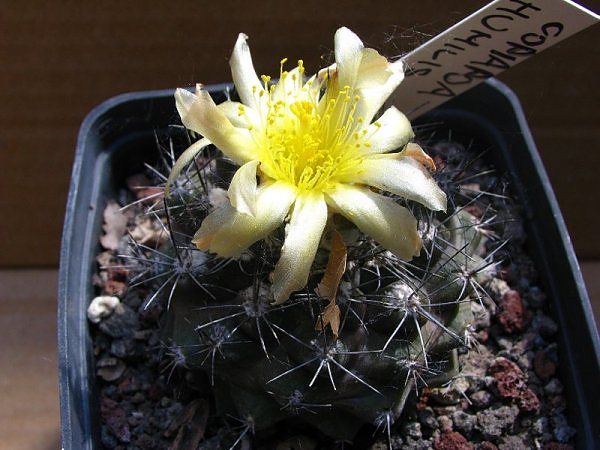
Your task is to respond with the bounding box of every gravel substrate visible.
[90,139,576,449]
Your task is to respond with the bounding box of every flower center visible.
[250,60,371,193]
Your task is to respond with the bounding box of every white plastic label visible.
[393,0,599,119]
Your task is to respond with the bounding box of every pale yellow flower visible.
[168,27,446,304]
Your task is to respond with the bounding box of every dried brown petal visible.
[315,230,347,338]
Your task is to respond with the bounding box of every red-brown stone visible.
[433,430,473,450]
[477,443,498,450]
[101,397,131,443]
[497,289,528,333]
[534,349,557,380]
[489,357,540,412]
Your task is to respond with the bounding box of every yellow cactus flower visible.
[168,27,446,304]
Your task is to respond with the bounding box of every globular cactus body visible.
[154,166,491,440]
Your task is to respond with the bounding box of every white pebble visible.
[87,296,120,324]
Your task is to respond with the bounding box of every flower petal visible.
[363,106,413,154]
[355,154,447,211]
[228,160,259,216]
[355,59,404,124]
[175,87,257,164]
[193,181,296,256]
[334,27,364,89]
[229,33,264,110]
[333,27,405,124]
[354,48,393,88]
[165,137,211,197]
[271,193,328,304]
[217,100,260,129]
[325,184,422,260]
[399,143,436,171]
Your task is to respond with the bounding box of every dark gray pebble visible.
[452,410,476,435]
[98,303,139,338]
[475,405,519,439]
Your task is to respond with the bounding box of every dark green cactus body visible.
[159,194,490,440]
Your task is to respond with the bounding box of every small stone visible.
[418,407,439,431]
[117,376,140,395]
[98,303,139,338]
[551,414,576,443]
[515,350,534,372]
[534,350,557,380]
[527,286,547,308]
[548,395,568,414]
[497,289,528,333]
[520,417,532,428]
[475,405,519,439]
[433,406,459,417]
[433,430,472,450]
[133,433,159,450]
[103,278,127,297]
[531,313,558,338]
[487,278,511,300]
[495,337,513,351]
[134,329,154,341]
[452,411,476,435]
[101,398,131,443]
[488,357,540,413]
[543,443,574,450]
[101,425,119,449]
[122,289,143,309]
[478,443,498,450]
[483,376,496,389]
[437,415,453,432]
[498,435,528,450]
[404,437,432,450]
[402,421,422,439]
[533,417,549,436]
[544,379,564,395]
[476,329,489,343]
[470,390,492,408]
[518,276,530,291]
[97,359,126,382]
[521,388,541,413]
[371,436,404,449]
[541,432,554,443]
[130,392,146,404]
[88,296,120,324]
[110,338,136,359]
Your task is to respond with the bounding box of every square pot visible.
[58,79,600,449]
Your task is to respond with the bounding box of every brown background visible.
[0,0,598,266]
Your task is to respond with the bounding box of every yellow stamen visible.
[250,61,367,193]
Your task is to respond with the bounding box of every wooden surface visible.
[0,271,60,450]
[0,0,599,268]
[0,265,598,449]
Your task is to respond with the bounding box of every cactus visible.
[119,144,497,444]
[119,27,502,444]
[155,186,491,442]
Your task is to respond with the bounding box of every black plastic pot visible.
[58,79,600,449]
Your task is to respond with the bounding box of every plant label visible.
[392,0,599,118]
